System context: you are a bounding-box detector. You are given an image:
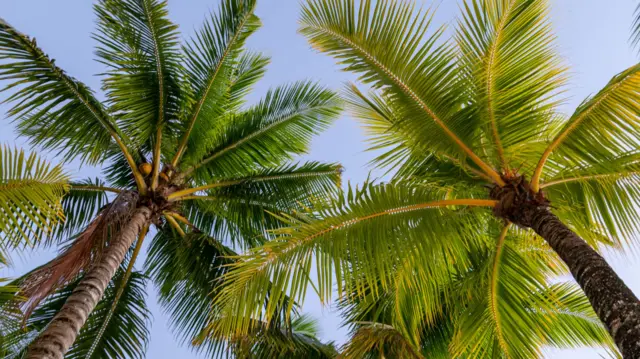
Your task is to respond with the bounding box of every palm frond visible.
[300,0,503,184]
[173,0,261,166]
[522,283,615,354]
[145,229,235,355]
[542,151,640,248]
[182,81,342,179]
[345,84,490,185]
[0,146,68,249]
[450,225,611,359]
[456,0,566,169]
[94,0,183,156]
[229,314,338,359]
[210,182,493,337]
[338,290,453,359]
[340,322,424,359]
[532,63,640,190]
[226,52,270,111]
[0,18,127,164]
[631,3,640,52]
[173,162,342,247]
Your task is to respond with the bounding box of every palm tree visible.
[210,0,640,357]
[0,0,343,357]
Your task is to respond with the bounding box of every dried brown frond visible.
[19,191,139,319]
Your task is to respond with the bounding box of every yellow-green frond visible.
[209,182,493,338]
[456,0,566,169]
[0,146,68,249]
[532,63,640,190]
[300,0,504,185]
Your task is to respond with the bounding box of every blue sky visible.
[0,0,638,358]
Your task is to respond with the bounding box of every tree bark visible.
[526,206,640,358]
[25,207,152,359]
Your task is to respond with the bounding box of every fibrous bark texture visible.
[25,207,152,359]
[491,176,640,358]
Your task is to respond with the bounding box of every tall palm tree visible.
[0,0,342,357]
[211,0,640,357]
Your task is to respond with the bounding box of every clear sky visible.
[0,0,638,358]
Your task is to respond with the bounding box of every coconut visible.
[139,163,152,176]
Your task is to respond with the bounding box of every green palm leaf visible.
[631,3,640,52]
[182,81,342,179]
[340,322,424,359]
[210,182,492,336]
[338,285,454,359]
[542,151,640,247]
[532,63,640,190]
[94,0,182,150]
[523,283,615,354]
[173,0,261,166]
[176,162,341,247]
[300,0,503,184]
[226,52,270,112]
[449,224,613,359]
[233,314,337,359]
[0,146,68,249]
[456,0,566,169]
[0,19,125,164]
[345,84,491,185]
[145,229,234,355]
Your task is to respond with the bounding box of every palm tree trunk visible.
[25,207,152,359]
[526,206,640,358]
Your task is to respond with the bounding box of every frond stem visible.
[489,223,512,358]
[441,154,492,182]
[165,213,186,237]
[69,184,121,194]
[164,211,195,229]
[540,172,640,188]
[168,169,338,201]
[175,195,219,201]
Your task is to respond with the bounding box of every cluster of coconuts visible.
[138,163,170,183]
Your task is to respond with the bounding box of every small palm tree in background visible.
[212,0,640,357]
[0,0,342,357]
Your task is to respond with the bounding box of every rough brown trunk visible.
[526,206,640,358]
[25,207,152,359]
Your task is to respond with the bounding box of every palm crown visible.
[211,0,640,357]
[0,0,343,357]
